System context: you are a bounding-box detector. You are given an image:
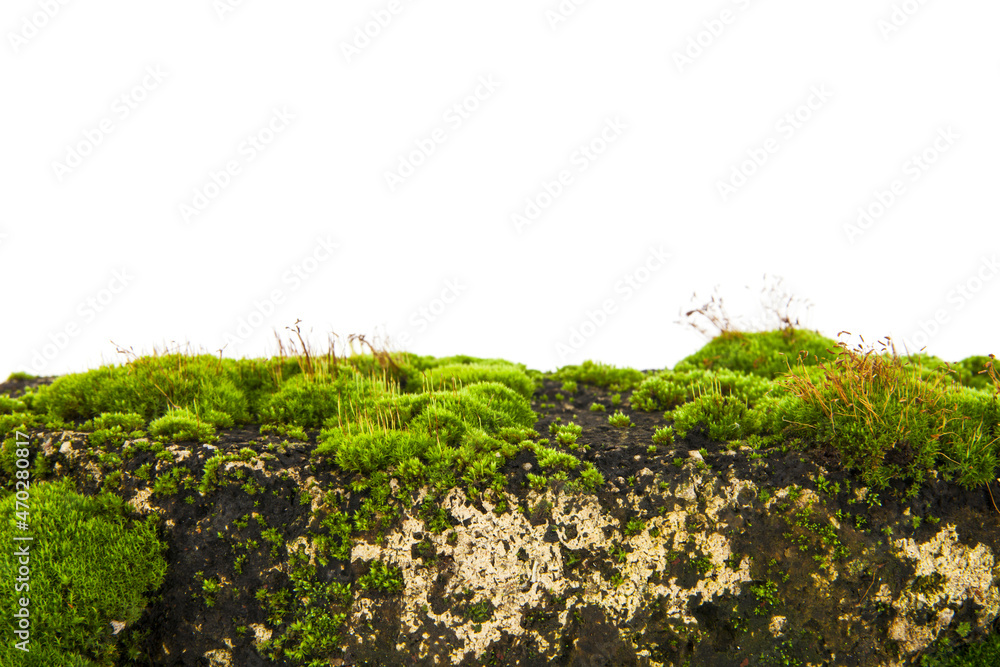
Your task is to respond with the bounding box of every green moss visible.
[953,355,997,392]
[778,343,1000,494]
[623,517,645,536]
[260,373,365,429]
[81,412,147,448]
[31,353,258,425]
[357,559,403,594]
[552,421,582,448]
[632,367,777,412]
[0,479,167,666]
[668,390,771,441]
[652,426,674,445]
[608,410,632,428]
[317,426,435,475]
[550,360,645,391]
[148,408,218,443]
[575,461,604,492]
[748,580,782,616]
[918,632,1000,667]
[533,445,580,470]
[0,396,29,414]
[418,361,535,399]
[254,548,351,664]
[674,329,839,379]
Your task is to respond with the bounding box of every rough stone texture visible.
[343,459,1000,667]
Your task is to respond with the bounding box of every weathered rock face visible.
[344,455,1000,667]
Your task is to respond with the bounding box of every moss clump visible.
[0,479,167,666]
[533,444,580,471]
[317,426,435,475]
[30,353,260,426]
[148,408,219,443]
[315,378,535,493]
[778,342,1000,495]
[418,362,535,399]
[550,360,645,391]
[631,368,776,412]
[668,392,770,441]
[917,632,1000,667]
[0,396,29,415]
[80,412,147,448]
[356,559,404,594]
[953,355,998,392]
[673,329,839,379]
[259,373,360,429]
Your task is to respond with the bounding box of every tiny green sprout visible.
[652,426,674,445]
[561,380,577,394]
[526,473,548,491]
[624,518,645,536]
[610,393,621,406]
[608,411,632,428]
[647,445,657,454]
[589,402,606,412]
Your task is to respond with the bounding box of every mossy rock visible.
[673,329,840,379]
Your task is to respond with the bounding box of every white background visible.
[2,0,998,379]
